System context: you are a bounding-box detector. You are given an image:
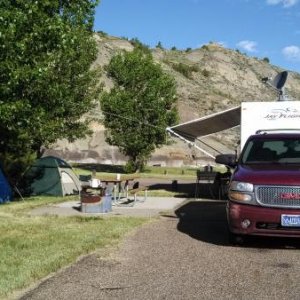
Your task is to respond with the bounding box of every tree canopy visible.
[0,0,100,179]
[100,48,178,172]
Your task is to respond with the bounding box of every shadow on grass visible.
[173,200,300,249]
[148,182,218,199]
[74,163,125,174]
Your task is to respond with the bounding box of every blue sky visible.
[94,0,300,73]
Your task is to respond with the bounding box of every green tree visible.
[0,0,100,180]
[101,48,178,172]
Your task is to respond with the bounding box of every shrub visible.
[156,41,164,49]
[171,63,199,79]
[202,69,210,78]
[97,31,108,37]
[130,38,151,54]
[262,57,270,63]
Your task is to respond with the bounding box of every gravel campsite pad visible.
[20,200,300,300]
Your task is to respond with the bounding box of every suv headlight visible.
[230,181,253,192]
[229,181,254,203]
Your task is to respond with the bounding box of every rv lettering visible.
[264,107,300,121]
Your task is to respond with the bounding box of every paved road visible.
[20,200,300,300]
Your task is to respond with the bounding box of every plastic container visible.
[102,193,112,213]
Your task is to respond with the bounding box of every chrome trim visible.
[255,185,300,208]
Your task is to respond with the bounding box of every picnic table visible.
[80,174,148,206]
[99,176,136,204]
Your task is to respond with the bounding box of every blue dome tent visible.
[0,167,12,204]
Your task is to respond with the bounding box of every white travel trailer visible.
[240,101,300,148]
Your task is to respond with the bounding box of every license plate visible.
[281,215,300,227]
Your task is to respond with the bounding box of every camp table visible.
[99,175,138,205]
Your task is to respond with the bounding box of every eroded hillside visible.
[47,34,300,166]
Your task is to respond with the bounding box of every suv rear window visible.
[241,138,300,164]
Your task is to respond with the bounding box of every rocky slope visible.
[46,34,300,166]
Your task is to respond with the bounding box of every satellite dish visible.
[261,71,289,101]
[270,71,288,90]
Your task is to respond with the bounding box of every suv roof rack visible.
[256,129,300,134]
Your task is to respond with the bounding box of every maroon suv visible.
[216,132,300,243]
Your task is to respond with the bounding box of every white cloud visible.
[266,0,298,8]
[236,40,257,52]
[282,45,300,60]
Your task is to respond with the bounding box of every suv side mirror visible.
[215,154,237,168]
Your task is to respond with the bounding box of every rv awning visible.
[167,106,241,141]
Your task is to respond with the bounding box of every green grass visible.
[0,197,147,298]
[143,166,197,177]
[0,196,79,215]
[73,163,225,177]
[73,165,199,180]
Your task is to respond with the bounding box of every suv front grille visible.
[256,186,300,208]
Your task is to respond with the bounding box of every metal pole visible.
[166,128,216,159]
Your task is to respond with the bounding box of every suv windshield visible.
[241,138,300,164]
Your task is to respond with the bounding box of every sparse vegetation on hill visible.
[166,61,200,79]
